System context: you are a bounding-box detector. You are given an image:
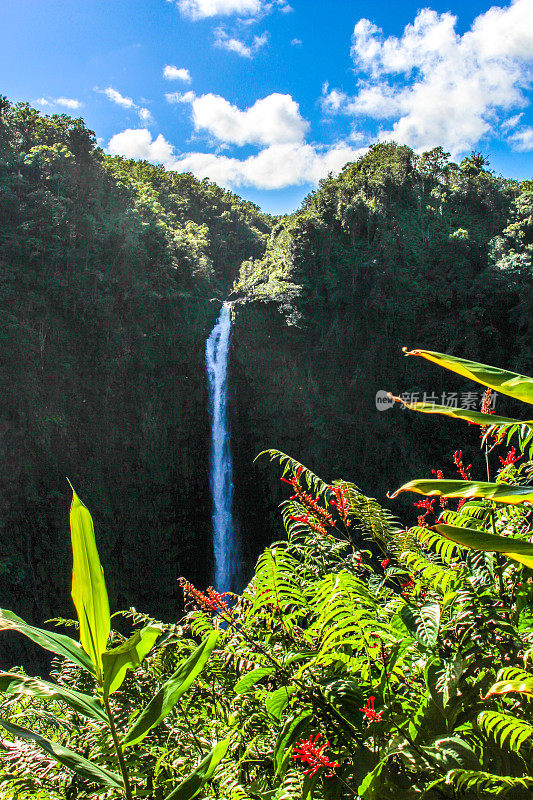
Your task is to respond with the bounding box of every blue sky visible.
[2,0,532,213]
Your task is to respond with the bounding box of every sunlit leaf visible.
[0,719,122,789]
[69,486,110,677]
[265,686,297,720]
[392,399,532,429]
[403,349,533,405]
[123,630,219,747]
[164,738,230,800]
[234,666,274,695]
[485,679,533,698]
[0,609,95,675]
[436,524,533,569]
[102,625,161,697]
[0,672,106,723]
[391,479,533,505]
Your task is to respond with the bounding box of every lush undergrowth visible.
[0,350,532,800]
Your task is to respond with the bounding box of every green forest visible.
[0,99,533,798]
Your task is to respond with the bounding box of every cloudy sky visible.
[2,0,533,213]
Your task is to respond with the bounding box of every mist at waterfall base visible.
[206,303,240,593]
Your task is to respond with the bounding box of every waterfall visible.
[206,303,236,592]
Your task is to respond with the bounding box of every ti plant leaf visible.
[0,609,95,675]
[69,485,110,678]
[403,349,533,405]
[0,672,107,724]
[391,479,533,505]
[123,630,219,747]
[391,398,532,429]
[164,738,230,800]
[436,524,533,569]
[0,719,122,789]
[102,625,161,698]
[485,678,533,698]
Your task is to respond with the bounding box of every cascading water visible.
[206,303,237,592]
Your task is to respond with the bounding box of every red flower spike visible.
[500,447,520,467]
[360,696,384,724]
[381,558,389,568]
[292,734,339,778]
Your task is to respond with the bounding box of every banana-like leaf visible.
[123,630,219,747]
[102,626,161,698]
[392,399,532,429]
[0,609,95,675]
[0,672,107,724]
[0,719,122,789]
[391,479,533,505]
[403,349,533,405]
[164,738,230,800]
[265,686,297,720]
[69,486,110,678]
[485,679,533,698]
[274,711,313,777]
[436,524,533,569]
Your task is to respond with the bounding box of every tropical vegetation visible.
[1,351,532,799]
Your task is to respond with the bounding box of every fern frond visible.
[256,450,331,497]
[445,768,533,795]
[478,710,533,754]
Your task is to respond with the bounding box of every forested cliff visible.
[0,99,532,660]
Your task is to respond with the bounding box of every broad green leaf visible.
[102,625,161,697]
[485,679,533,698]
[123,630,219,747]
[274,711,312,777]
[0,719,122,789]
[403,349,533,405]
[0,609,95,675]
[69,487,110,677]
[391,479,533,505]
[0,672,107,724]
[234,666,274,695]
[266,686,297,720]
[164,738,230,800]
[400,602,440,648]
[393,399,532,429]
[436,524,533,569]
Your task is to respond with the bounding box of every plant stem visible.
[104,695,134,800]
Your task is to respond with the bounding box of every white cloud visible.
[290,38,302,47]
[175,91,308,145]
[163,65,192,82]
[509,126,533,151]
[171,142,366,189]
[175,0,262,19]
[101,87,153,124]
[324,0,533,156]
[214,27,268,57]
[107,128,176,164]
[104,87,135,109]
[34,96,82,109]
[106,127,364,190]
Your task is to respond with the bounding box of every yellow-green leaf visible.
[403,350,533,405]
[391,479,533,505]
[392,398,532,429]
[436,524,533,569]
[102,626,161,697]
[486,679,533,698]
[69,486,110,678]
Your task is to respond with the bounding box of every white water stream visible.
[206,303,236,591]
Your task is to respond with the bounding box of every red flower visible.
[380,558,389,568]
[180,580,232,616]
[292,734,339,777]
[500,447,520,467]
[360,696,384,724]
